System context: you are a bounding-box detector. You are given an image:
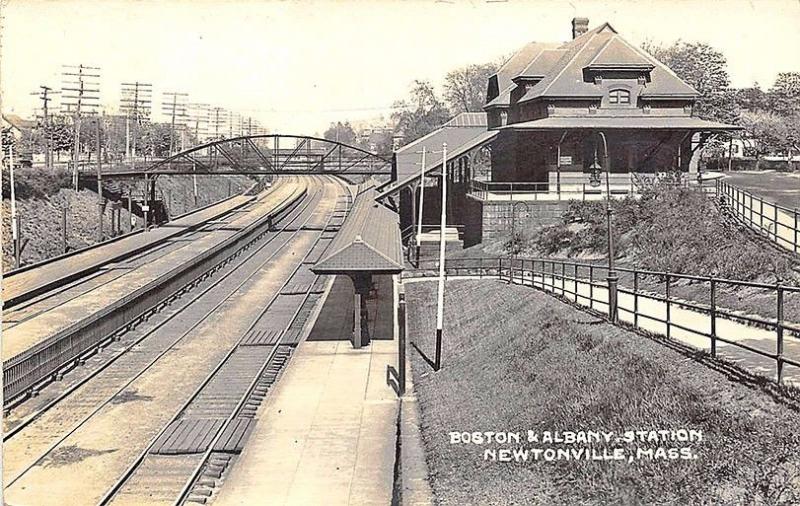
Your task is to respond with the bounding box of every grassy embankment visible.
[407,279,800,505]
[451,186,800,321]
[1,165,255,268]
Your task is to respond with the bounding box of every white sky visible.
[2,0,799,135]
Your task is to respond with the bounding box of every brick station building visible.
[380,17,739,246]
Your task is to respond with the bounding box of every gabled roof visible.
[585,36,655,71]
[485,22,699,107]
[312,187,403,274]
[485,42,561,108]
[2,114,37,131]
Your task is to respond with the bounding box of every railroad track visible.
[3,175,352,506]
[3,177,305,405]
[2,227,214,331]
[3,177,316,439]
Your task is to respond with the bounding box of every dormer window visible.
[608,89,631,105]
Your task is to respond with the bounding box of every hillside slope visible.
[407,279,800,506]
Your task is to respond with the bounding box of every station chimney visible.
[572,17,589,39]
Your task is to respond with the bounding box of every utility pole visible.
[31,85,59,169]
[211,107,224,169]
[62,64,100,190]
[96,114,104,242]
[120,82,153,171]
[434,142,448,371]
[187,103,209,207]
[161,91,188,162]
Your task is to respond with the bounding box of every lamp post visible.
[509,201,529,284]
[589,131,619,323]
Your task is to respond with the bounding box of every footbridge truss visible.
[86,134,394,180]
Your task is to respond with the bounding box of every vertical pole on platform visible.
[398,284,406,396]
[10,143,20,268]
[416,146,426,265]
[127,188,133,232]
[353,291,362,349]
[192,161,198,208]
[143,174,149,232]
[434,143,447,371]
[62,207,68,253]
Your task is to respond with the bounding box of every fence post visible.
[633,271,639,327]
[795,209,798,254]
[665,274,671,339]
[574,263,578,302]
[479,257,483,279]
[710,278,717,357]
[589,265,594,309]
[498,257,502,281]
[561,262,566,297]
[777,285,784,384]
[773,204,778,242]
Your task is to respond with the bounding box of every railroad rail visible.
[2,191,259,308]
[3,176,353,505]
[3,179,327,442]
[3,178,307,405]
[103,180,350,505]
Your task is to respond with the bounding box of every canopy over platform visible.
[500,116,742,131]
[377,112,497,199]
[313,186,403,348]
[313,187,404,275]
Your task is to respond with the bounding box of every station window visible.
[608,89,631,105]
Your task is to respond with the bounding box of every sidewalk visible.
[215,340,399,506]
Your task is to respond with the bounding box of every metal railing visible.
[716,179,800,254]
[400,223,464,243]
[406,256,800,384]
[469,179,635,202]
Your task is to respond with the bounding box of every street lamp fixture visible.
[595,132,619,324]
[589,157,602,187]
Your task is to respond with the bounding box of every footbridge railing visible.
[716,180,800,255]
[405,256,800,385]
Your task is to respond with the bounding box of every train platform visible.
[3,181,303,376]
[215,339,399,506]
[2,193,257,307]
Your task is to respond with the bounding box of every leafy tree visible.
[139,122,172,158]
[767,72,800,117]
[642,40,737,123]
[734,83,768,113]
[443,62,498,113]
[391,80,450,144]
[48,116,75,155]
[323,121,357,145]
[739,110,799,161]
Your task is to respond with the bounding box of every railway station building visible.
[379,17,740,246]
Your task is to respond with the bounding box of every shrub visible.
[2,166,73,199]
[528,187,797,282]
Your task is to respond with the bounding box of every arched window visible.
[608,89,631,105]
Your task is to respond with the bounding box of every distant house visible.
[2,114,37,166]
[2,114,36,141]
